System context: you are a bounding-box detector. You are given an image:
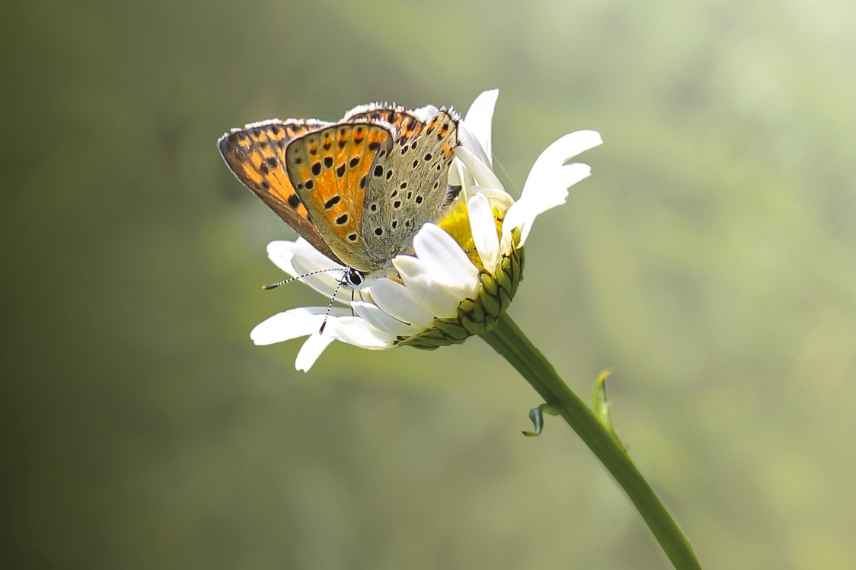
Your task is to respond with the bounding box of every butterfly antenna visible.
[262,267,346,290]
[319,274,347,334]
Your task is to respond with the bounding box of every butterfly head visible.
[262,266,365,291]
[343,267,365,288]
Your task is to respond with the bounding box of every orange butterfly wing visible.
[284,122,395,272]
[218,119,343,264]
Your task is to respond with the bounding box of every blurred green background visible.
[6,1,856,568]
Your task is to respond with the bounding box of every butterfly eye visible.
[346,268,364,287]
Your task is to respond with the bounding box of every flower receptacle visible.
[397,240,524,349]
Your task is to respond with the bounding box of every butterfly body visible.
[219,104,460,275]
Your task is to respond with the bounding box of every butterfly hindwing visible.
[218,119,343,263]
[361,109,459,261]
[285,122,395,272]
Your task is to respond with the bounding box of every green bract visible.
[398,243,524,349]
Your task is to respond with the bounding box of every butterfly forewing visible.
[218,119,343,263]
[285,122,395,272]
[361,109,459,262]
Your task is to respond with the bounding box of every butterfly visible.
[218,104,461,287]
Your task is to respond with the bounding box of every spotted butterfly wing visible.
[360,109,459,261]
[218,119,342,263]
[284,122,395,272]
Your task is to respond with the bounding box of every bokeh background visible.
[6,1,856,568]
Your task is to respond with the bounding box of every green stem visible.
[481,313,701,569]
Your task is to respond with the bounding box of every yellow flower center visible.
[436,195,505,271]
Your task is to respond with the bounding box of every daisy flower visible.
[236,91,701,568]
[251,89,602,371]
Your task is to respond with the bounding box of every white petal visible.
[504,163,592,247]
[448,158,462,187]
[412,224,479,297]
[291,240,350,297]
[458,122,492,169]
[391,255,465,318]
[468,193,500,273]
[266,240,301,276]
[282,238,339,272]
[411,104,440,122]
[520,130,602,203]
[295,333,335,372]
[472,185,514,212]
[368,278,435,329]
[250,306,350,346]
[324,316,394,350]
[389,253,426,282]
[351,300,413,337]
[463,89,499,164]
[454,146,504,191]
[503,130,603,246]
[266,239,347,300]
[448,157,474,193]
